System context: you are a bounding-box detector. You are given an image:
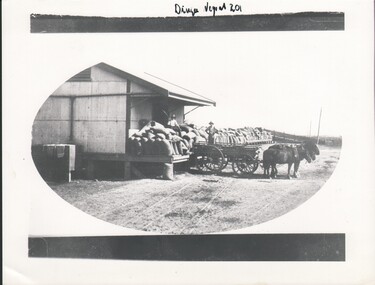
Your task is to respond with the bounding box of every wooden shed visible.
[32,62,215,180]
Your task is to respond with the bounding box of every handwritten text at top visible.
[175,2,242,17]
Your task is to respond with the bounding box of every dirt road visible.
[49,145,340,234]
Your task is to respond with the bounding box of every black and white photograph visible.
[3,0,375,284]
[30,61,339,235]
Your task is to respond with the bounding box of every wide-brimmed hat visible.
[209,121,214,125]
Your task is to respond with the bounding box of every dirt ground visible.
[49,145,341,234]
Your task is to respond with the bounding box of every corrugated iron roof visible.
[96,62,216,107]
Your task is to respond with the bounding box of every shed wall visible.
[73,96,126,153]
[91,66,126,82]
[130,98,153,129]
[34,97,71,120]
[52,82,128,96]
[32,95,127,153]
[73,121,125,153]
[32,121,71,145]
[131,81,154,94]
[32,97,71,145]
[32,66,204,156]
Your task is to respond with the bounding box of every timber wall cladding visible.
[91,66,124,82]
[130,98,153,129]
[53,82,128,96]
[32,65,188,152]
[129,81,158,129]
[32,97,71,145]
[54,67,128,96]
[74,96,126,153]
[131,81,154,93]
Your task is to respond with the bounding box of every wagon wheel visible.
[221,157,229,170]
[196,156,209,172]
[204,145,225,173]
[232,155,259,175]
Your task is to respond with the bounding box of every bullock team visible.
[263,141,320,179]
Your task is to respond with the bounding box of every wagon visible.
[190,140,273,175]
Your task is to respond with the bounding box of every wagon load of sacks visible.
[127,121,208,156]
[214,127,273,145]
[128,122,273,156]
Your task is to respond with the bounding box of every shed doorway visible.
[152,97,169,126]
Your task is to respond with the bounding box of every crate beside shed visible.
[32,62,216,181]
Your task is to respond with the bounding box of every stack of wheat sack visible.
[250,127,273,141]
[127,121,208,156]
[213,127,273,145]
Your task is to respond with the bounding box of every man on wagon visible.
[206,121,218,144]
[167,114,181,136]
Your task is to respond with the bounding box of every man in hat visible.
[167,114,181,136]
[206,121,217,144]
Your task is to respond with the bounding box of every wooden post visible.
[64,171,72,183]
[63,145,72,182]
[124,161,131,180]
[125,79,131,153]
[87,160,95,179]
[124,80,132,180]
[69,97,75,143]
[317,107,322,144]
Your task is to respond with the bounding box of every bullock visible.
[263,141,320,179]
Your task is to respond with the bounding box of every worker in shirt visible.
[206,121,217,144]
[167,114,181,136]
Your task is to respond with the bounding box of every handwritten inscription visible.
[175,4,200,17]
[175,2,242,17]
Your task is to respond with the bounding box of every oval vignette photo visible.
[31,63,342,234]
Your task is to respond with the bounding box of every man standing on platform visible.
[167,114,181,136]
